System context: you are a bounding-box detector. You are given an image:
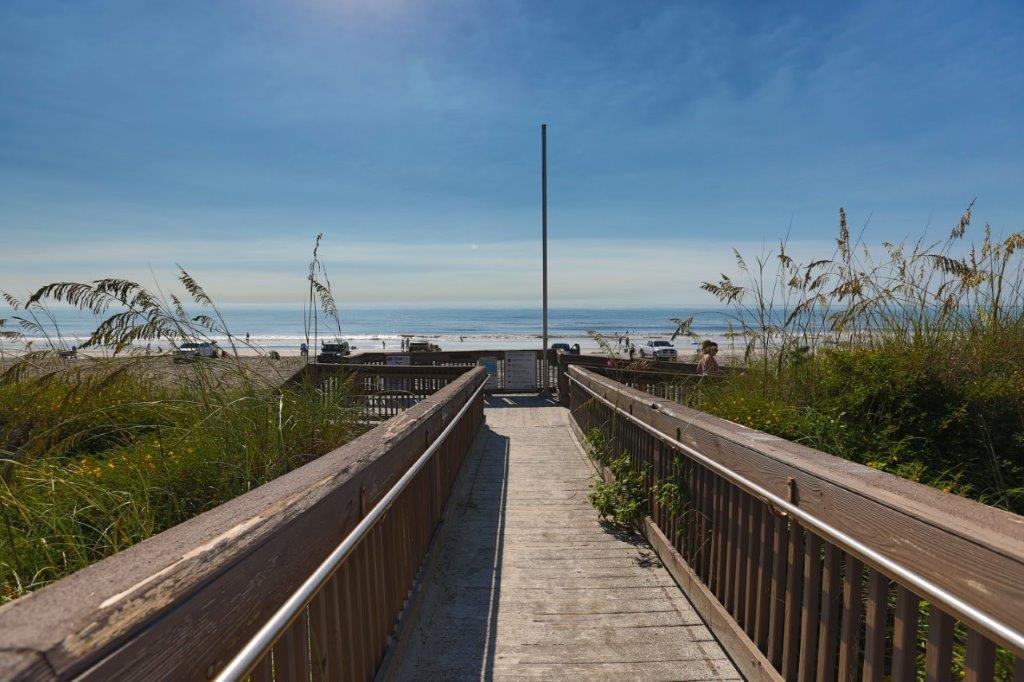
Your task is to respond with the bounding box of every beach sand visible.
[1,354,306,389]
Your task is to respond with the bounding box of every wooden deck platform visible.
[385,396,740,681]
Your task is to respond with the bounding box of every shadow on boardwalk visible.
[384,399,739,681]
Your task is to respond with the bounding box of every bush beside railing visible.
[569,365,1024,682]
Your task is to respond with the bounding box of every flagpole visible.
[541,123,549,393]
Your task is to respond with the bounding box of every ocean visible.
[3,306,740,354]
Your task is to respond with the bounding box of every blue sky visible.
[1,0,1022,306]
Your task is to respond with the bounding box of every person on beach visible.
[382,340,386,350]
[697,341,720,376]
[245,332,250,342]
[628,343,636,360]
[300,342,308,357]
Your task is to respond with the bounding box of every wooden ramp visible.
[385,396,740,681]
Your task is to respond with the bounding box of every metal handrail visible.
[215,376,487,681]
[568,371,1024,654]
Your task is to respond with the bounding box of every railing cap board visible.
[569,365,1024,648]
[0,368,486,680]
[324,364,470,376]
[344,349,555,364]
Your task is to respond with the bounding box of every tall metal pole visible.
[541,124,549,392]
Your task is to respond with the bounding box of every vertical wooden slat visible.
[724,484,738,613]
[768,513,789,669]
[323,572,344,682]
[754,501,772,651]
[1014,657,1024,682]
[308,590,330,681]
[684,457,698,561]
[733,492,750,623]
[892,586,920,682]
[838,555,863,682]
[923,607,953,682]
[713,476,728,600]
[964,630,996,682]
[797,532,823,682]
[743,498,761,636]
[862,569,889,682]
[350,545,369,682]
[273,611,310,682]
[250,653,273,682]
[366,530,384,671]
[816,543,842,682]
[691,464,705,574]
[699,465,713,580]
[782,522,805,681]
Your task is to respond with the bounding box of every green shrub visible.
[583,427,611,466]
[588,453,649,527]
[689,206,1024,514]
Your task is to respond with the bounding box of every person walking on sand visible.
[697,340,720,376]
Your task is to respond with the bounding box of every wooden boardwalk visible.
[385,396,740,681]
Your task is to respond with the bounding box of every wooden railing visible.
[295,363,470,422]
[339,349,559,391]
[0,368,487,680]
[556,352,716,406]
[568,365,1024,682]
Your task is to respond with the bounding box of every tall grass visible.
[686,203,1024,514]
[0,239,362,602]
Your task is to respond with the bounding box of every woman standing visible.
[697,341,720,376]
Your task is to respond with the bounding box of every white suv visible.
[641,340,677,360]
[174,341,219,362]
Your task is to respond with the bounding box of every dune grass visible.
[682,203,1024,514]
[0,241,361,602]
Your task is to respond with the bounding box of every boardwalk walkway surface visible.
[386,396,740,681]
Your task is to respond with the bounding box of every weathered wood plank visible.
[892,586,920,682]
[862,568,889,682]
[797,532,822,682]
[838,555,863,682]
[816,543,842,681]
[965,629,996,682]
[924,607,953,682]
[767,514,789,669]
[782,522,805,681]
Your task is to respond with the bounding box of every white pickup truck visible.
[640,340,677,360]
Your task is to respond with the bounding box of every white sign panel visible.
[385,354,410,390]
[504,351,537,391]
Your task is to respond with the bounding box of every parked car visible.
[551,343,571,353]
[316,341,351,363]
[174,341,219,362]
[408,340,440,352]
[640,340,677,360]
